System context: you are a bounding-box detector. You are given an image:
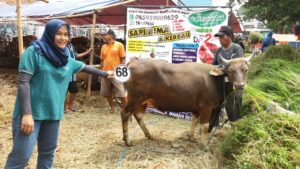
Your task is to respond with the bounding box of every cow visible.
[120,51,258,146]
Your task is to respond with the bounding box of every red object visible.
[204,41,218,51]
[199,42,216,64]
[228,13,242,33]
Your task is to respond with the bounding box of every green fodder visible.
[249,45,300,79]
[221,113,300,169]
[243,68,300,115]
[242,46,300,115]
[260,45,300,62]
[222,46,300,169]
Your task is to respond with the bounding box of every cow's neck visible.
[220,79,234,103]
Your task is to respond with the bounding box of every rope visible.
[113,95,123,108]
[204,118,229,152]
[204,79,234,151]
[123,146,206,155]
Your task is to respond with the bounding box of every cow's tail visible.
[126,56,140,66]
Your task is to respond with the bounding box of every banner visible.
[126,7,229,64]
[126,7,229,120]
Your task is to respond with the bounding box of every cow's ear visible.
[209,67,224,76]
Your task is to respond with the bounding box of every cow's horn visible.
[245,49,258,62]
[219,54,230,65]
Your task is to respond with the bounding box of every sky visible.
[179,0,229,6]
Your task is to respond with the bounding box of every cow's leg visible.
[188,112,200,142]
[133,105,154,140]
[199,106,213,144]
[121,107,132,147]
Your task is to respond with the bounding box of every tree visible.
[248,32,262,44]
[229,0,300,33]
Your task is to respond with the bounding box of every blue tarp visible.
[289,42,300,48]
[0,0,120,17]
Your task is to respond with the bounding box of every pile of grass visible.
[222,45,300,169]
[243,45,300,115]
[222,113,300,169]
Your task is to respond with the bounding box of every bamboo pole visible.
[87,12,97,96]
[16,0,24,59]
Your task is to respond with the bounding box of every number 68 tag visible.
[113,65,131,83]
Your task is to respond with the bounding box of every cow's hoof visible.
[188,136,197,143]
[125,142,133,147]
[147,135,156,141]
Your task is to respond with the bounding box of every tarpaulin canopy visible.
[0,0,177,25]
[228,12,243,33]
[0,0,121,17]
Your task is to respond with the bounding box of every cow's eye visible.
[243,68,248,72]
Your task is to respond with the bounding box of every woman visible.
[4,19,112,169]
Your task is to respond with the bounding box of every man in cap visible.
[99,29,126,113]
[213,26,244,65]
[210,26,244,127]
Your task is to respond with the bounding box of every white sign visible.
[126,7,229,64]
[113,65,131,83]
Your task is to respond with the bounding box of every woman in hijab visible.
[4,19,112,169]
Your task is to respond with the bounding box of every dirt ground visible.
[0,69,228,169]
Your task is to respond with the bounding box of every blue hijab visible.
[263,31,274,45]
[33,19,70,67]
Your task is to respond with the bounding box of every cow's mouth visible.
[233,82,246,90]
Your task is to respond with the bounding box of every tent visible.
[0,0,177,25]
[228,12,243,33]
[0,0,178,95]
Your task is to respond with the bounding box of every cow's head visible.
[209,50,259,90]
[208,50,259,122]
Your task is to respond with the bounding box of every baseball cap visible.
[215,26,234,37]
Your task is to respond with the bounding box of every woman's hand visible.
[21,114,34,135]
[107,70,114,78]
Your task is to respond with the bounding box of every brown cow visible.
[121,52,257,146]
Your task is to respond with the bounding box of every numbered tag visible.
[114,65,131,83]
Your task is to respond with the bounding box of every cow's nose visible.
[234,82,245,89]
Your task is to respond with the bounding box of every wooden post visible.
[87,12,97,96]
[16,0,24,58]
